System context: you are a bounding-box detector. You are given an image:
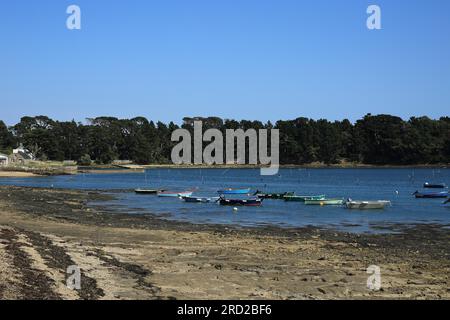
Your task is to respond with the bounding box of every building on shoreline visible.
[10,145,35,164]
[0,153,9,166]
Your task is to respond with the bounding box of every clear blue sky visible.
[1,0,449,125]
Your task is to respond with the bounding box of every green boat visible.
[283,195,326,202]
[304,198,344,205]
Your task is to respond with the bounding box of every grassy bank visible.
[0,161,77,176]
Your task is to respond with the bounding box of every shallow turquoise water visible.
[1,168,449,233]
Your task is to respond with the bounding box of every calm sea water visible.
[1,168,449,233]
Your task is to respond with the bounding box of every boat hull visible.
[423,183,447,189]
[304,198,344,205]
[217,188,251,195]
[135,189,162,194]
[283,195,326,202]
[158,191,193,197]
[255,192,295,199]
[414,191,448,198]
[219,198,263,206]
[183,196,219,203]
[346,201,391,209]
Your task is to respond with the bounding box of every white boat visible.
[158,190,194,197]
[183,196,220,203]
[304,198,344,205]
[345,200,391,210]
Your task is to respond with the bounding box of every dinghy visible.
[304,198,344,205]
[423,182,447,189]
[283,195,326,202]
[217,188,251,195]
[254,191,295,199]
[182,196,220,203]
[158,190,194,197]
[219,197,263,207]
[345,200,391,210]
[134,189,164,194]
[413,190,448,198]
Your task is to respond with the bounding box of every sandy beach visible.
[0,171,39,178]
[0,186,449,300]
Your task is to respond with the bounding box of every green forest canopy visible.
[0,114,449,165]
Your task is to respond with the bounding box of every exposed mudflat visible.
[0,186,449,300]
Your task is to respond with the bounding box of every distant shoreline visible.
[1,162,448,178]
[139,163,449,170]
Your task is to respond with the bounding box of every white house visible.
[0,153,9,166]
[12,145,35,161]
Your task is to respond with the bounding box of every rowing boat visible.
[158,190,194,197]
[283,195,326,202]
[423,182,447,189]
[345,200,391,209]
[413,191,448,198]
[217,188,251,195]
[219,197,263,206]
[134,189,164,194]
[304,198,344,205]
[254,191,295,199]
[182,196,220,203]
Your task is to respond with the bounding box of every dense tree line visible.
[0,114,449,165]
[0,121,17,154]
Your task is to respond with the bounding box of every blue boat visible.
[413,190,448,199]
[217,188,251,195]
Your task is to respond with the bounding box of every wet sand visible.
[0,186,449,300]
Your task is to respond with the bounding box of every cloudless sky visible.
[1,0,449,125]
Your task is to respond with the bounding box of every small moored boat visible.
[182,196,220,203]
[443,198,449,205]
[135,189,164,194]
[413,190,448,199]
[345,200,391,210]
[254,191,295,199]
[423,182,447,189]
[217,188,251,195]
[304,198,344,205]
[283,195,326,202]
[158,190,194,197]
[219,197,263,207]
